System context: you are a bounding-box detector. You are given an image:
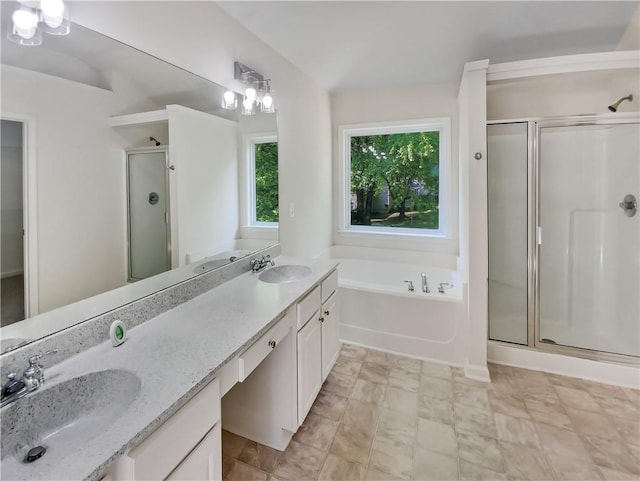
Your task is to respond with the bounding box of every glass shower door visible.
[537,121,640,357]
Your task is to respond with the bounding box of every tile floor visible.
[222,343,640,481]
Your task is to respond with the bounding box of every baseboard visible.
[464,362,491,382]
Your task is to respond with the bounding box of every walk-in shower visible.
[487,115,640,362]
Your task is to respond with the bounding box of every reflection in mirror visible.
[0,17,278,353]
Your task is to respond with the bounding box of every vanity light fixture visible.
[232,61,276,115]
[6,0,70,46]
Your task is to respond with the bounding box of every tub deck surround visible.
[0,256,338,481]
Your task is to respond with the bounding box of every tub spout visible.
[421,273,430,293]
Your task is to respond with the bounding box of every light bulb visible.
[262,93,273,110]
[12,9,38,39]
[41,0,65,28]
[245,87,257,102]
[242,96,255,115]
[222,90,237,110]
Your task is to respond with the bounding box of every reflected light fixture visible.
[7,0,70,46]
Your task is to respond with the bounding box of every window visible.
[340,119,450,237]
[248,135,278,226]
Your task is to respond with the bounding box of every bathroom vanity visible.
[0,257,339,481]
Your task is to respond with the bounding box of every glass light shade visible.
[7,9,42,46]
[221,90,237,110]
[261,92,275,113]
[245,87,257,102]
[242,96,256,115]
[39,0,70,35]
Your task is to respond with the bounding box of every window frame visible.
[245,133,278,228]
[339,118,452,239]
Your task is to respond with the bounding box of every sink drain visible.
[24,446,46,463]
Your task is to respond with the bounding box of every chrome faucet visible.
[403,280,414,292]
[0,349,57,408]
[438,282,452,294]
[250,255,275,272]
[421,272,430,293]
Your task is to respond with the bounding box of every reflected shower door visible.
[487,123,529,345]
[538,121,640,356]
[127,150,170,281]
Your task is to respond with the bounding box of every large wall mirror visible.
[0,14,279,353]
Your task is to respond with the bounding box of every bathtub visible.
[334,258,466,364]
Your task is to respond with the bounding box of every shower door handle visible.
[619,194,637,217]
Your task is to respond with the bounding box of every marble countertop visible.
[1,256,338,481]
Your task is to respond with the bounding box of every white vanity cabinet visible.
[106,379,221,481]
[296,269,340,425]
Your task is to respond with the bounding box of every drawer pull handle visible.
[319,317,324,323]
[324,310,330,316]
[268,340,276,349]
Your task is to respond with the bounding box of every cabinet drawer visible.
[166,423,221,481]
[239,314,290,382]
[321,270,338,304]
[296,285,321,330]
[127,379,220,481]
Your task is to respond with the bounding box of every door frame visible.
[125,147,171,282]
[2,114,38,318]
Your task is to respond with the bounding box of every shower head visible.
[608,94,633,112]
[149,136,161,146]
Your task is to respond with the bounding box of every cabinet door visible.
[321,291,340,381]
[297,310,323,426]
[166,424,221,481]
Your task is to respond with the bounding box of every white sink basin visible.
[1,369,141,467]
[258,265,312,284]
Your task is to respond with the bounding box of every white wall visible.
[331,81,459,255]
[1,66,125,313]
[1,120,24,277]
[487,69,640,120]
[617,5,640,51]
[71,1,332,259]
[167,106,239,266]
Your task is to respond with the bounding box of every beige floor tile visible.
[494,413,540,448]
[359,362,391,385]
[545,452,604,481]
[413,447,459,481]
[365,465,405,481]
[223,455,235,478]
[546,373,592,390]
[488,391,531,420]
[341,344,369,361]
[456,431,504,473]
[371,434,413,458]
[324,370,358,397]
[609,414,640,445]
[554,385,601,412]
[598,466,640,481]
[454,383,491,410]
[351,379,387,405]
[274,441,326,481]
[591,391,640,419]
[389,355,422,374]
[454,403,497,439]
[376,408,417,447]
[565,407,620,440]
[518,380,561,403]
[459,460,506,481]
[624,387,640,404]
[500,441,554,481]
[223,429,250,458]
[583,380,630,401]
[389,368,420,392]
[238,441,283,473]
[420,376,454,400]
[582,434,640,476]
[383,386,419,415]
[418,393,455,425]
[511,367,551,384]
[421,360,453,380]
[226,461,268,481]
[365,349,398,366]
[342,398,380,435]
[369,447,412,480]
[534,423,590,461]
[294,413,340,451]
[329,423,374,465]
[311,389,349,421]
[333,356,364,378]
[452,367,490,388]
[319,453,366,481]
[416,418,457,458]
[524,399,573,429]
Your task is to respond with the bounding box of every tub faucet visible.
[404,280,414,292]
[421,273,430,293]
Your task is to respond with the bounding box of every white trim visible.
[242,132,278,229]
[2,114,39,318]
[487,50,640,82]
[109,109,169,127]
[338,118,452,240]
